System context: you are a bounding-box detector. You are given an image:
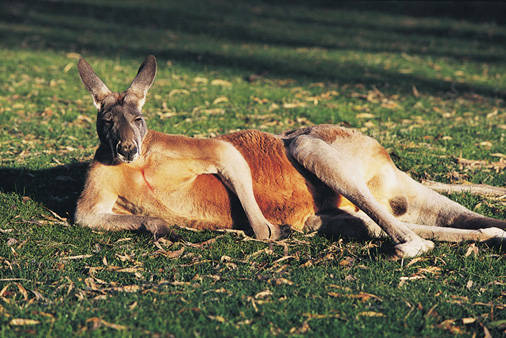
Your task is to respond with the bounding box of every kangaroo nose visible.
[117,141,138,161]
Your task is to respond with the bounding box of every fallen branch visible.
[422,180,506,198]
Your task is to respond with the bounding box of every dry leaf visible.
[63,63,73,73]
[86,317,127,330]
[412,85,420,97]
[212,288,229,294]
[273,278,294,286]
[208,315,226,323]
[31,289,46,301]
[10,318,40,326]
[213,96,229,105]
[328,284,352,292]
[255,290,273,299]
[304,312,342,319]
[15,283,28,301]
[416,266,441,275]
[405,256,428,267]
[301,260,313,267]
[438,319,465,334]
[61,254,93,260]
[462,317,476,324]
[201,108,225,115]
[66,52,81,59]
[465,243,478,257]
[0,295,11,310]
[449,295,469,304]
[115,237,132,244]
[356,113,375,119]
[483,324,492,338]
[339,257,355,266]
[381,100,399,109]
[220,255,232,262]
[184,236,221,248]
[211,79,232,87]
[163,247,185,259]
[84,277,99,290]
[194,77,208,84]
[486,109,498,119]
[283,102,307,109]
[328,292,382,302]
[269,103,280,111]
[398,275,425,287]
[289,320,310,334]
[76,114,93,124]
[111,285,140,293]
[168,89,190,98]
[357,311,385,317]
[114,267,143,273]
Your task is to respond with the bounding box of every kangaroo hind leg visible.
[288,131,434,258]
[389,169,506,243]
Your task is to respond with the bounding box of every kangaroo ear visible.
[77,58,112,110]
[126,55,157,109]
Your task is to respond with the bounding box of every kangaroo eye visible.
[101,112,113,123]
[135,117,143,123]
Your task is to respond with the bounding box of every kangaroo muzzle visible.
[116,140,138,162]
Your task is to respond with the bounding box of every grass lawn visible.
[0,0,505,336]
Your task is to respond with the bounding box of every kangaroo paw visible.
[395,238,435,258]
[267,224,293,241]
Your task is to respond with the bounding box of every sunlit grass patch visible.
[0,1,505,336]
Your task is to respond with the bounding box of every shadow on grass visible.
[0,163,88,220]
[1,0,505,98]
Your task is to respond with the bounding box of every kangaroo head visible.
[77,55,157,163]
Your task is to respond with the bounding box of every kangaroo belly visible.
[218,130,336,231]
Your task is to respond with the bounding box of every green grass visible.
[0,0,505,336]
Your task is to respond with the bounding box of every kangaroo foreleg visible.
[75,179,173,237]
[78,213,171,236]
[215,141,289,240]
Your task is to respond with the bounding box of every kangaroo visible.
[75,55,506,258]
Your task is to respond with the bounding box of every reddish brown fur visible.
[219,130,317,230]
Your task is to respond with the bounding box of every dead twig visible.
[422,180,506,198]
